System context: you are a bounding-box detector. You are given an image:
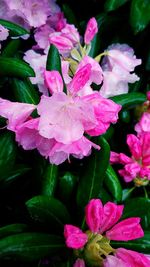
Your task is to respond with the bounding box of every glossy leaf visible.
[0,57,35,78]
[77,136,110,210]
[122,197,150,229]
[46,44,61,73]
[130,0,150,34]
[12,78,39,104]
[110,92,146,109]
[0,233,64,261]
[41,164,58,196]
[0,132,16,179]
[111,231,150,253]
[0,19,29,37]
[105,0,128,12]
[0,165,31,186]
[26,195,70,229]
[105,165,122,202]
[2,39,21,57]
[0,224,27,239]
[59,172,77,203]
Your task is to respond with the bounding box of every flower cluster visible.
[64,199,150,267]
[0,64,121,165]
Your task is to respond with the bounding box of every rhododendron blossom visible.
[0,65,121,165]
[64,198,149,267]
[84,17,98,45]
[110,133,150,185]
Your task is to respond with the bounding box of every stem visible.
[143,186,148,199]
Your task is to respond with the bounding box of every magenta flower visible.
[110,133,150,184]
[73,259,85,267]
[84,17,98,45]
[64,198,149,267]
[135,112,150,136]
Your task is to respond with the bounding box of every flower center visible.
[75,231,115,267]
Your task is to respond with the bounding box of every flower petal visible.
[85,199,103,233]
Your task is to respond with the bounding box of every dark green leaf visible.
[46,45,61,73]
[105,0,128,12]
[12,78,39,104]
[0,233,64,261]
[0,19,29,37]
[26,196,70,229]
[119,110,130,123]
[0,165,31,186]
[41,164,58,196]
[88,33,101,58]
[98,188,113,203]
[2,39,21,57]
[77,136,110,210]
[0,132,16,179]
[105,165,122,202]
[0,224,27,239]
[59,172,77,202]
[122,187,135,201]
[0,57,35,78]
[62,4,78,27]
[130,0,150,34]
[111,231,150,253]
[110,92,146,109]
[122,197,150,228]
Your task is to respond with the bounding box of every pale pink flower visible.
[0,24,9,41]
[135,112,150,135]
[84,17,98,45]
[0,98,36,131]
[104,255,127,267]
[23,50,47,94]
[110,133,150,182]
[61,24,80,45]
[73,259,85,267]
[34,24,55,50]
[100,43,141,97]
[61,61,72,84]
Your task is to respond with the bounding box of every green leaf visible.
[59,172,77,203]
[46,45,61,73]
[26,196,70,229]
[122,197,150,228]
[0,132,16,179]
[104,165,122,202]
[41,164,58,196]
[0,224,27,239]
[77,137,110,210]
[119,110,131,123]
[98,188,113,203]
[130,0,150,34]
[2,39,21,57]
[122,187,135,201]
[88,33,101,58]
[12,78,39,104]
[0,19,29,37]
[0,233,64,261]
[111,231,150,253]
[0,57,35,78]
[0,165,31,186]
[110,92,146,109]
[105,0,128,12]
[62,4,78,27]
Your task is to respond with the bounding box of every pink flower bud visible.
[69,64,91,94]
[85,199,103,233]
[84,17,98,45]
[49,33,73,52]
[44,70,63,94]
[147,91,150,101]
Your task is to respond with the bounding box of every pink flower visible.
[0,24,9,41]
[23,50,47,95]
[64,198,147,267]
[135,112,150,135]
[84,17,98,45]
[0,98,36,131]
[83,93,121,136]
[73,259,85,267]
[34,24,55,50]
[64,225,88,249]
[61,24,80,45]
[100,43,141,97]
[110,133,150,183]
